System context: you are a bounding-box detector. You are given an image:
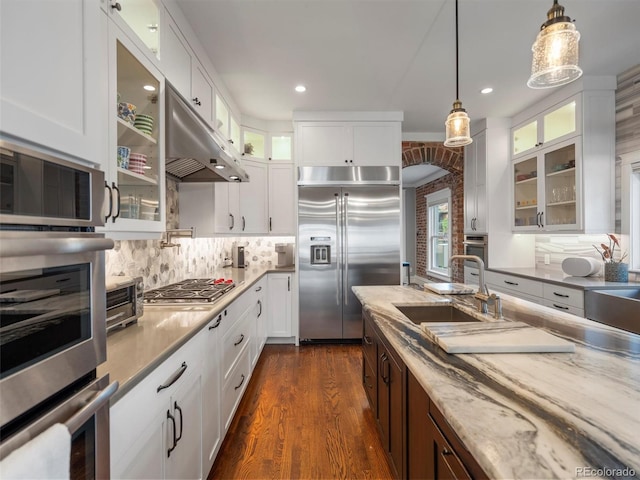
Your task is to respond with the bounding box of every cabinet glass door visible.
[230,114,241,153]
[543,101,576,144]
[115,0,160,59]
[543,143,577,229]
[269,133,292,161]
[215,94,229,139]
[513,156,539,229]
[243,129,265,159]
[513,120,537,156]
[116,41,160,222]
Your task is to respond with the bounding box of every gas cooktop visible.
[144,278,236,304]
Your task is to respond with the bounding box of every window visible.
[426,189,451,279]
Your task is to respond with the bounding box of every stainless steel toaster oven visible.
[106,276,144,332]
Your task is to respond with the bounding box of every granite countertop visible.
[98,266,294,403]
[352,285,640,479]
[487,266,640,290]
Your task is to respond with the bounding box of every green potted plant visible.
[593,234,628,282]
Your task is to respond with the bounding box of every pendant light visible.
[444,0,472,148]
[527,0,582,89]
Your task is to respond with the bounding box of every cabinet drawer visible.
[362,353,377,414]
[542,283,584,309]
[363,315,377,367]
[464,267,480,286]
[219,288,255,336]
[221,346,251,431]
[542,299,584,317]
[221,310,252,381]
[485,271,543,297]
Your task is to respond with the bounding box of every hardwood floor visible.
[208,344,394,480]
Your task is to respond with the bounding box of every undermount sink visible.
[395,305,480,324]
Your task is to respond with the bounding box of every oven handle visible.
[0,237,115,257]
[65,381,119,434]
[462,240,487,246]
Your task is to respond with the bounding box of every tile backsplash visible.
[535,234,637,280]
[105,236,295,289]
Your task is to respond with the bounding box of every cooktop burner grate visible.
[144,279,236,303]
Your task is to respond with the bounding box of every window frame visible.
[621,153,640,272]
[425,188,452,280]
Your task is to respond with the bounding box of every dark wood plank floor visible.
[207,344,394,480]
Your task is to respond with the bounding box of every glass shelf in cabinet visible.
[117,117,157,145]
[117,167,158,186]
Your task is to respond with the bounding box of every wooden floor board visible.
[208,344,394,480]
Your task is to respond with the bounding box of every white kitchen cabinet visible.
[464,266,480,286]
[268,164,296,234]
[242,127,266,160]
[295,121,401,166]
[162,9,214,125]
[221,344,251,432]
[267,273,293,338]
[250,278,268,367]
[110,328,205,479]
[510,79,615,234]
[202,312,223,476]
[268,132,293,162]
[512,95,580,159]
[463,131,487,234]
[100,20,166,239]
[165,372,202,480]
[1,0,103,166]
[239,160,269,233]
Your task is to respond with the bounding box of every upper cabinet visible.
[1,0,103,165]
[295,122,401,166]
[242,128,266,160]
[101,22,165,237]
[293,112,403,167]
[102,0,161,65]
[463,131,487,234]
[269,133,293,162]
[162,9,214,125]
[512,96,580,158]
[510,78,616,234]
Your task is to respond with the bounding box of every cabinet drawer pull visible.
[553,292,570,298]
[174,401,183,443]
[242,216,246,231]
[209,314,222,330]
[167,410,177,457]
[442,447,453,456]
[255,286,262,292]
[504,280,519,286]
[234,334,245,346]
[470,272,479,277]
[363,335,373,346]
[234,374,246,390]
[229,213,234,230]
[157,362,188,392]
[257,299,262,318]
[192,97,201,106]
[553,303,569,310]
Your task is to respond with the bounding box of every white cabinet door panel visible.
[268,164,295,234]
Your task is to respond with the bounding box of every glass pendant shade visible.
[527,1,582,89]
[444,100,472,147]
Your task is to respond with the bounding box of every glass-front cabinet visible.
[513,139,580,232]
[103,25,164,236]
[242,128,266,159]
[269,133,293,162]
[103,0,160,63]
[512,96,579,158]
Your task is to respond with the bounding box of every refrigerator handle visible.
[343,192,349,306]
[335,193,342,306]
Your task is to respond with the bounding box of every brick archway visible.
[402,142,464,282]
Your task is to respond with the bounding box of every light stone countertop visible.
[352,285,640,479]
[98,266,295,403]
[487,266,640,290]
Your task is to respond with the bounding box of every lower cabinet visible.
[363,311,488,480]
[111,275,272,479]
[267,273,293,339]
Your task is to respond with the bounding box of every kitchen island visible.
[353,285,639,479]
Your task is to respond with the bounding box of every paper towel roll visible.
[561,257,601,277]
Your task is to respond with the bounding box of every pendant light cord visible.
[455,0,459,101]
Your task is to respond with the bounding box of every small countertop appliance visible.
[275,243,295,268]
[232,243,246,268]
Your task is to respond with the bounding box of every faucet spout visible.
[450,254,493,314]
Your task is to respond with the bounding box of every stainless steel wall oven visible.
[0,139,117,478]
[462,235,488,267]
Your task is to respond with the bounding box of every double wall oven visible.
[0,140,117,478]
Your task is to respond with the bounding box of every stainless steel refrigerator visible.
[298,166,401,340]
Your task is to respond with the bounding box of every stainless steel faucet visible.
[449,254,502,318]
[160,228,196,252]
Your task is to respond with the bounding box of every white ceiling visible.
[175,0,640,136]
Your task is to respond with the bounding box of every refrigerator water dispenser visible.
[311,245,330,265]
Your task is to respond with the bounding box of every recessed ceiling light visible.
[143,85,156,92]
[147,24,158,33]
[295,85,306,93]
[214,165,225,170]
[480,87,493,94]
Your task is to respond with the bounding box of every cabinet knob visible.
[442,447,453,456]
[111,2,122,11]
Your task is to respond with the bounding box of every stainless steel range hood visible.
[165,82,249,182]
